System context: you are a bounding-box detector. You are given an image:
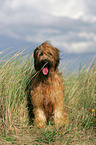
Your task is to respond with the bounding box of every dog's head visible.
[34,41,60,76]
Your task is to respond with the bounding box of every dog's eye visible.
[47,52,52,56]
[39,52,43,56]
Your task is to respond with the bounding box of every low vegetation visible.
[0,49,96,144]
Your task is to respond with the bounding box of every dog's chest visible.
[42,79,55,96]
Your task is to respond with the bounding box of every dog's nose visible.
[41,60,50,66]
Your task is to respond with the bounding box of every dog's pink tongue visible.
[42,67,48,75]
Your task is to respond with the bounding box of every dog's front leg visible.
[54,106,69,127]
[34,108,47,128]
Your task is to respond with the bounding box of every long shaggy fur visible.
[31,41,69,127]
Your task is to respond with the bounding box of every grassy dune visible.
[0,50,96,144]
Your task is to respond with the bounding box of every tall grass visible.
[0,49,96,144]
[0,51,34,136]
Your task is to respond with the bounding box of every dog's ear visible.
[54,48,60,70]
[55,58,60,70]
[34,47,38,59]
[34,47,38,70]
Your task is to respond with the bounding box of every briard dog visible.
[31,41,69,127]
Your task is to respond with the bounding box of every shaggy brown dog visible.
[31,41,69,127]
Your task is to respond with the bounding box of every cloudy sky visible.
[0,0,96,54]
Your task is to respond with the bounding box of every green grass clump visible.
[0,51,34,136]
[0,49,96,144]
[64,61,96,130]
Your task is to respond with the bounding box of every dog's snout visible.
[41,59,52,69]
